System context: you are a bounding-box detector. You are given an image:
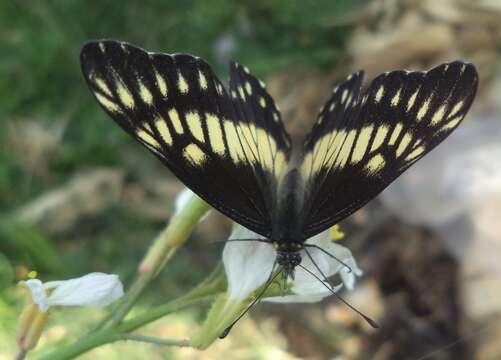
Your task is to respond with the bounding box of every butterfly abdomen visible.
[272,169,305,248]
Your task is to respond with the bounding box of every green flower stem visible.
[117,334,190,347]
[109,194,210,326]
[190,270,287,349]
[140,194,210,274]
[37,265,225,360]
[37,298,204,360]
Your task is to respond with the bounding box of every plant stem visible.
[118,334,190,347]
[36,297,208,360]
[109,194,210,326]
[16,350,27,360]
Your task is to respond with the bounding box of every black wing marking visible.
[300,61,478,238]
[80,40,290,237]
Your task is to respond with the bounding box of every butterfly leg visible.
[304,244,353,273]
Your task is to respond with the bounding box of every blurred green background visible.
[2,0,501,359]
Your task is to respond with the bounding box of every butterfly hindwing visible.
[80,40,290,237]
[300,61,478,238]
[227,62,292,220]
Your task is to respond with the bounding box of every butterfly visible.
[80,39,478,280]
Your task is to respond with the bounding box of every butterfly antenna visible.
[220,267,283,339]
[298,263,379,329]
[304,243,353,273]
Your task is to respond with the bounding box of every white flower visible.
[23,272,124,312]
[223,225,362,303]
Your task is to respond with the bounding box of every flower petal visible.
[223,226,274,301]
[222,225,362,304]
[23,279,50,312]
[46,273,124,308]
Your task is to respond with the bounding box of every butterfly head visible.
[275,246,302,280]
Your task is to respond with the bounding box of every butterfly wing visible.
[80,40,290,237]
[300,61,478,238]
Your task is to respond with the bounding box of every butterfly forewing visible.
[80,40,289,237]
[300,61,478,238]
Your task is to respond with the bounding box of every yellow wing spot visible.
[155,117,173,146]
[177,72,189,94]
[341,89,348,104]
[312,134,330,173]
[336,130,357,168]
[168,108,184,134]
[370,125,388,152]
[351,125,374,163]
[329,102,335,112]
[274,151,287,179]
[238,86,246,100]
[259,80,266,88]
[94,76,113,97]
[155,70,168,97]
[375,85,384,103]
[347,74,353,81]
[206,113,225,155]
[332,86,338,94]
[460,63,466,74]
[301,151,313,180]
[243,66,250,74]
[365,154,385,173]
[431,104,447,125]
[273,113,279,122]
[259,97,266,108]
[449,100,464,118]
[137,129,160,149]
[186,111,205,142]
[139,82,153,105]
[245,81,253,96]
[346,93,353,107]
[198,70,208,90]
[223,120,245,163]
[391,88,401,107]
[325,130,344,168]
[407,89,419,112]
[362,94,368,105]
[396,132,413,157]
[216,83,223,96]
[99,42,106,53]
[115,77,135,109]
[256,128,274,171]
[441,115,463,132]
[95,92,121,113]
[388,123,403,145]
[444,64,449,71]
[405,145,425,162]
[183,144,206,165]
[231,90,237,99]
[237,123,258,164]
[417,97,431,121]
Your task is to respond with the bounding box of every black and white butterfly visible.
[80,40,478,281]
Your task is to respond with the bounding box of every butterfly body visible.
[80,40,478,280]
